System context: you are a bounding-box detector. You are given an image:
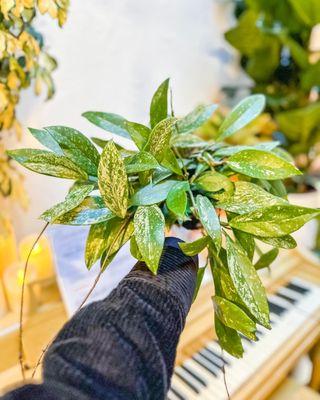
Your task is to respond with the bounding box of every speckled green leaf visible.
[44,126,100,176]
[161,148,183,175]
[150,78,169,128]
[213,296,256,340]
[217,181,287,214]
[130,180,188,206]
[233,229,255,261]
[179,236,210,256]
[196,195,221,252]
[29,127,63,155]
[214,141,280,157]
[54,196,114,225]
[124,151,159,174]
[98,141,128,218]
[166,182,188,218]
[82,111,130,139]
[255,235,297,249]
[85,219,134,269]
[227,150,302,180]
[230,205,320,237]
[124,121,150,149]
[226,236,270,328]
[217,95,266,141]
[193,266,206,302]
[214,314,244,358]
[41,183,94,223]
[177,104,218,134]
[145,117,177,162]
[255,248,279,270]
[170,133,208,148]
[194,172,234,197]
[130,235,143,261]
[134,205,165,274]
[8,149,87,180]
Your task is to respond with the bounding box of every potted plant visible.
[222,0,320,252]
[8,79,320,358]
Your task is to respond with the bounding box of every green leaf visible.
[255,235,297,249]
[44,126,100,176]
[217,95,266,141]
[166,182,188,218]
[196,195,221,252]
[53,196,114,225]
[179,236,210,256]
[213,141,280,157]
[177,104,218,134]
[124,151,159,174]
[29,127,63,155]
[217,181,287,214]
[214,315,244,358]
[124,121,150,149]
[41,183,94,223]
[82,111,131,139]
[230,205,320,238]
[8,149,88,180]
[150,78,169,129]
[193,266,206,302]
[227,150,302,180]
[130,180,188,206]
[98,141,128,218]
[255,248,279,270]
[133,205,165,274]
[130,235,143,261]
[194,172,234,196]
[226,236,270,328]
[85,219,134,269]
[213,296,256,340]
[233,229,255,261]
[161,148,183,175]
[170,133,208,148]
[91,137,108,149]
[145,117,177,162]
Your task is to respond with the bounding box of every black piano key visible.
[199,350,223,371]
[192,355,218,377]
[174,371,200,394]
[276,292,297,304]
[170,386,186,400]
[268,300,286,316]
[286,282,309,295]
[201,348,224,368]
[181,365,207,387]
[204,346,230,366]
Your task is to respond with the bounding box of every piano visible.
[170,249,320,400]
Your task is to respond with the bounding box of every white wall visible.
[7,0,244,239]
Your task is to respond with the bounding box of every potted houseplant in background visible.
[8,79,320,366]
[220,0,320,253]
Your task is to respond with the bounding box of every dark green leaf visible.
[150,78,169,128]
[227,149,302,180]
[54,196,114,225]
[166,182,188,218]
[177,104,218,134]
[217,95,266,141]
[226,236,270,328]
[215,315,244,358]
[133,205,165,273]
[98,141,128,218]
[44,126,100,176]
[82,111,131,139]
[193,266,206,302]
[179,236,210,256]
[230,205,320,237]
[145,117,177,162]
[161,148,183,175]
[213,296,256,340]
[8,149,88,180]
[255,248,279,270]
[41,183,94,223]
[196,195,221,251]
[124,151,159,174]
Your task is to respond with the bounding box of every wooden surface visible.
[270,378,320,400]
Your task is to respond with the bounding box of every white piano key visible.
[171,374,199,400]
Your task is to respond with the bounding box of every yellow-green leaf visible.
[215,314,244,358]
[196,195,221,252]
[150,78,169,128]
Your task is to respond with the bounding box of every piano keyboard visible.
[168,277,320,400]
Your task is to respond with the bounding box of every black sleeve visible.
[2,237,198,400]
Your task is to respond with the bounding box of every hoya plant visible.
[8,80,320,358]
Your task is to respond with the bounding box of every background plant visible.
[224,0,320,191]
[9,79,320,358]
[0,0,69,210]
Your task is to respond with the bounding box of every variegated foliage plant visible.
[8,79,320,358]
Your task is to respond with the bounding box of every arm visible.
[2,238,198,400]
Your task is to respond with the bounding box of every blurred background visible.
[0,1,320,399]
